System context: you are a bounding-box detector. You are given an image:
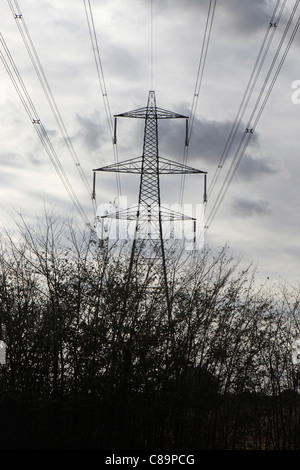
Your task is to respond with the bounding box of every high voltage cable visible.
[6,0,97,217]
[150,0,154,90]
[0,34,92,228]
[208,0,285,200]
[188,0,217,142]
[207,0,300,226]
[179,0,217,206]
[83,0,122,203]
[206,0,300,228]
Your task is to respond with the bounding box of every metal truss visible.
[94,155,205,175]
[93,90,207,317]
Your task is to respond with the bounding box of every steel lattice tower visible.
[93,90,206,316]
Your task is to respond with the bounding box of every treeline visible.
[0,212,300,449]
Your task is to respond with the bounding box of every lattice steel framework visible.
[93,90,206,316]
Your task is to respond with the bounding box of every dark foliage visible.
[0,213,300,449]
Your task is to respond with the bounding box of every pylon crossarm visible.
[158,157,206,174]
[115,107,187,120]
[93,156,143,173]
[155,107,188,119]
[115,107,148,119]
[94,155,206,175]
[100,204,195,222]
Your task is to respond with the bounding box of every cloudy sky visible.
[1,0,300,284]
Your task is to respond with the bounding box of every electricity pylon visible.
[93,90,206,317]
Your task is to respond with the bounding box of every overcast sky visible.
[1,0,300,285]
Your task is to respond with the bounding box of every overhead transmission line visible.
[6,0,97,217]
[205,0,300,229]
[150,0,154,90]
[179,0,217,206]
[208,0,284,200]
[83,0,122,203]
[0,34,91,228]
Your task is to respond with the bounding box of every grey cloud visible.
[0,150,44,169]
[238,152,279,181]
[106,44,147,82]
[0,152,22,169]
[75,111,103,152]
[232,196,273,218]
[159,114,259,163]
[189,118,254,164]
[216,0,275,35]
[151,0,273,35]
[159,113,281,182]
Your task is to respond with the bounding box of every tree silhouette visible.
[0,211,300,449]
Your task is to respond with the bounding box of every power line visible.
[83,0,122,203]
[188,0,217,142]
[150,0,154,90]
[207,0,285,200]
[179,0,217,206]
[7,0,97,217]
[0,34,92,228]
[206,0,300,228]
